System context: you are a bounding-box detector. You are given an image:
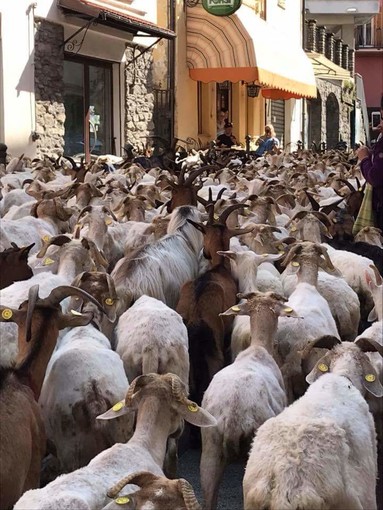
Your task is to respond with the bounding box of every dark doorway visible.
[326,93,340,149]
[308,93,322,148]
[63,56,112,159]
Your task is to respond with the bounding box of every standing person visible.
[217,108,229,137]
[357,112,383,231]
[254,124,280,156]
[216,121,238,148]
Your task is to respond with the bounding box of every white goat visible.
[115,295,189,387]
[112,205,204,313]
[200,291,289,510]
[39,324,132,473]
[15,373,216,510]
[243,338,382,510]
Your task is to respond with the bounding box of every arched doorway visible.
[308,92,322,149]
[326,93,340,149]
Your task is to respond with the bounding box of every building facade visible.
[355,0,383,142]
[0,0,174,159]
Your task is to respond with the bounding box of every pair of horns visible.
[24,284,108,342]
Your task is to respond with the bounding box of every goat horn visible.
[179,479,202,510]
[25,285,40,343]
[218,203,245,225]
[184,166,213,186]
[304,190,320,211]
[42,286,107,314]
[337,179,356,193]
[166,373,189,404]
[369,264,382,287]
[124,374,157,406]
[312,211,332,228]
[286,210,308,226]
[355,337,383,356]
[107,472,159,498]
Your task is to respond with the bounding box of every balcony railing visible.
[305,19,354,73]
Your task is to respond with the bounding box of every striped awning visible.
[187,5,317,99]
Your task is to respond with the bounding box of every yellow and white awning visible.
[187,5,317,99]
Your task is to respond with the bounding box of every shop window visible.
[63,57,112,158]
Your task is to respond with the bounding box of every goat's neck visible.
[250,206,268,224]
[57,256,80,282]
[130,396,174,467]
[16,319,59,399]
[296,259,318,286]
[300,223,322,244]
[87,219,107,251]
[238,263,258,293]
[38,214,60,233]
[249,311,278,355]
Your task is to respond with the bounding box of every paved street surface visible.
[179,448,245,510]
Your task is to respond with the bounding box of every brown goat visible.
[0,284,107,509]
[164,165,216,212]
[0,243,34,289]
[176,204,254,406]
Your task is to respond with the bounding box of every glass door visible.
[63,57,112,159]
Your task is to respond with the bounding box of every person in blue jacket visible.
[255,124,280,156]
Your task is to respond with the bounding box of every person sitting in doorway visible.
[216,121,238,148]
[254,124,280,156]
[217,108,229,137]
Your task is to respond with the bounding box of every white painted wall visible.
[0,0,160,156]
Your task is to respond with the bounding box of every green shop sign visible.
[202,0,242,17]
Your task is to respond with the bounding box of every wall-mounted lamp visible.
[346,7,358,12]
[246,82,262,98]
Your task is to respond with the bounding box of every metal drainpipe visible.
[168,0,175,143]
[301,0,306,149]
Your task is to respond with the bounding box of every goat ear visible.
[306,352,333,385]
[220,302,249,317]
[360,357,383,397]
[57,310,94,330]
[178,402,217,428]
[216,250,237,261]
[273,303,300,318]
[187,219,206,234]
[96,399,131,420]
[0,306,25,325]
[367,307,378,322]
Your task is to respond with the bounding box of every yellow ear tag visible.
[105,298,114,306]
[333,219,337,223]
[291,226,297,232]
[279,251,285,255]
[292,261,300,267]
[147,205,152,210]
[318,363,328,372]
[278,245,284,250]
[358,188,363,192]
[284,307,293,313]
[105,218,112,226]
[365,374,376,382]
[70,309,83,316]
[112,401,125,412]
[214,213,219,220]
[231,306,240,312]
[262,253,268,257]
[42,235,50,242]
[187,402,199,413]
[43,257,55,266]
[115,496,130,505]
[2,309,13,320]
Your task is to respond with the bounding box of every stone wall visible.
[316,79,352,148]
[34,19,65,157]
[125,45,155,149]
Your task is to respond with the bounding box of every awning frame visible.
[58,0,176,40]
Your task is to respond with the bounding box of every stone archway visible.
[308,92,322,149]
[326,93,340,149]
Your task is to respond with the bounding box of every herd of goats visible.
[0,144,382,510]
